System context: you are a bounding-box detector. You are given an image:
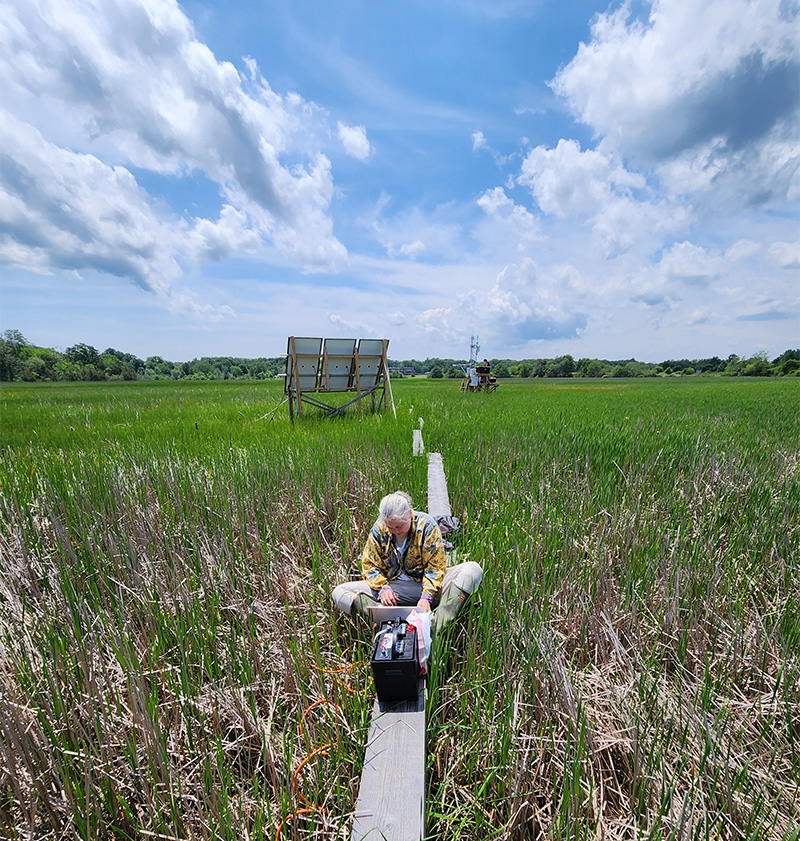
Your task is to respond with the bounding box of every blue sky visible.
[1,0,798,362]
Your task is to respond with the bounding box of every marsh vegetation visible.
[1,378,798,839]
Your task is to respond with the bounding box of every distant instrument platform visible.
[461,362,498,393]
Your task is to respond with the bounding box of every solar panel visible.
[284,336,391,419]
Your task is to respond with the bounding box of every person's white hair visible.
[379,491,413,522]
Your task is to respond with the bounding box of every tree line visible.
[0,331,284,383]
[1,329,798,382]
[395,351,800,379]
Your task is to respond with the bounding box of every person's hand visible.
[379,587,398,606]
[416,598,431,613]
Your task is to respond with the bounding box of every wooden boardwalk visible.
[350,681,426,840]
[351,446,451,841]
[426,453,451,518]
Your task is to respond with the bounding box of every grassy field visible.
[0,377,798,840]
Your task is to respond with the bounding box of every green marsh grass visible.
[0,377,798,839]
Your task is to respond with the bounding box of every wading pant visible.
[331,561,483,632]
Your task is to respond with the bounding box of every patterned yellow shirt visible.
[361,511,447,598]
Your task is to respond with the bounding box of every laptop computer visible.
[366,604,417,625]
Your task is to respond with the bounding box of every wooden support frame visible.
[285,337,391,420]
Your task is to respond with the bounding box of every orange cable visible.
[292,742,334,807]
[273,807,319,841]
[299,698,339,740]
[275,642,362,839]
[311,661,361,675]
[275,698,341,839]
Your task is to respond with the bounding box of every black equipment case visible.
[370,618,420,702]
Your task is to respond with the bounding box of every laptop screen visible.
[365,605,416,625]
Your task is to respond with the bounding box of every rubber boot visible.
[432,585,470,635]
[435,562,482,629]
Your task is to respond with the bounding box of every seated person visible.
[332,491,483,633]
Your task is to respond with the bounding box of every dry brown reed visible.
[1,378,798,839]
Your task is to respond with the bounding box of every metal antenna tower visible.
[469,333,480,365]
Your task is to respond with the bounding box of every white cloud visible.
[327,312,371,333]
[470,130,517,167]
[725,239,761,261]
[688,307,712,325]
[187,205,261,263]
[493,0,797,349]
[767,241,800,269]
[551,0,799,206]
[417,307,458,338]
[393,240,426,259]
[518,139,643,218]
[460,258,589,347]
[659,242,724,286]
[517,139,686,257]
[337,122,371,160]
[0,112,178,294]
[471,130,488,152]
[0,0,347,302]
[476,187,540,251]
[553,0,797,153]
[660,239,768,288]
[0,111,238,318]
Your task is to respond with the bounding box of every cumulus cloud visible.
[517,139,686,257]
[553,0,798,153]
[471,130,517,166]
[726,239,761,262]
[659,242,724,286]
[187,205,262,264]
[0,0,347,304]
[392,240,426,259]
[688,308,712,325]
[551,0,799,205]
[327,312,374,334]
[472,130,488,152]
[519,139,643,218]
[477,187,540,246]
[475,259,588,346]
[337,122,371,160]
[0,110,239,317]
[497,0,797,348]
[659,239,767,287]
[767,240,800,269]
[0,112,178,293]
[417,307,458,337]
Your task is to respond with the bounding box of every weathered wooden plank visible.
[352,452,453,841]
[351,679,426,841]
[412,429,424,457]
[426,452,451,518]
